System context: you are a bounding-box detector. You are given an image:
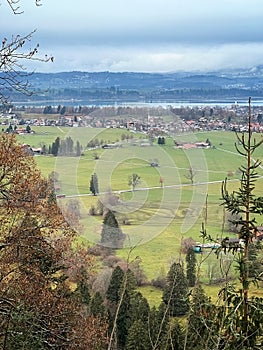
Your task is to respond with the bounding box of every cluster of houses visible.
[1,103,263,137]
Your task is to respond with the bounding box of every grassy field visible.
[17,127,263,302]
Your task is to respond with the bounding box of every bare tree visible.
[128,173,141,191]
[0,0,52,104]
[185,167,197,184]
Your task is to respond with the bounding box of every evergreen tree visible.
[187,285,216,349]
[76,140,81,156]
[148,303,170,349]
[106,265,125,304]
[41,144,47,155]
[26,124,31,133]
[123,291,151,349]
[219,98,263,349]
[43,105,53,114]
[116,289,130,349]
[115,271,137,350]
[107,268,137,350]
[148,306,162,348]
[162,262,189,316]
[101,210,124,248]
[90,291,106,317]
[201,98,263,349]
[186,247,197,287]
[60,105,66,115]
[90,173,99,196]
[75,267,91,306]
[126,319,150,350]
[157,136,165,145]
[51,136,60,156]
[65,136,74,155]
[129,291,150,327]
[164,320,185,350]
[248,242,261,278]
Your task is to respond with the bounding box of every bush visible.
[181,237,196,254]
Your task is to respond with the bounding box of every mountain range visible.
[7,66,263,104]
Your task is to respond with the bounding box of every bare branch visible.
[6,0,42,14]
[0,32,53,103]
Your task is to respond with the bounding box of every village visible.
[1,103,263,136]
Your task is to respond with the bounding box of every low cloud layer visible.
[1,0,263,72]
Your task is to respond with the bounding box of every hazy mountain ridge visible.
[3,67,263,103]
[28,69,262,89]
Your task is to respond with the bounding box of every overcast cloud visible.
[1,0,263,72]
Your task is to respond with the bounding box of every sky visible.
[1,0,263,73]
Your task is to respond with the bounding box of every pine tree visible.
[186,247,197,287]
[162,262,189,316]
[101,210,124,248]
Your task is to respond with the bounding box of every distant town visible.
[1,103,263,136]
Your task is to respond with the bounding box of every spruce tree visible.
[75,267,90,306]
[162,262,189,316]
[129,291,150,326]
[201,98,263,349]
[219,97,263,348]
[148,303,170,349]
[126,319,150,350]
[106,268,137,350]
[164,320,185,350]
[106,265,124,304]
[116,289,130,349]
[101,210,124,248]
[187,285,216,349]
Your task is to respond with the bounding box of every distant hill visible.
[3,68,263,104]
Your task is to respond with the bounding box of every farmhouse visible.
[174,141,211,149]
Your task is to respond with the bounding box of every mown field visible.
[17,126,263,303]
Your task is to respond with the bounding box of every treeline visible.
[42,136,82,156]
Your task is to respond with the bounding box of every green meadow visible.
[17,126,263,299]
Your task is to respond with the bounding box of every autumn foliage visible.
[0,134,108,349]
